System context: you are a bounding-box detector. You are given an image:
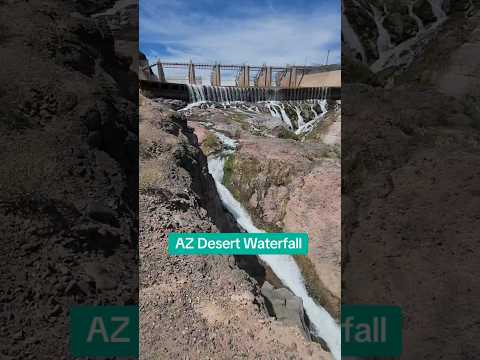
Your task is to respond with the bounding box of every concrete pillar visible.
[289,67,297,88]
[278,68,289,88]
[188,61,196,84]
[238,65,250,88]
[156,59,166,82]
[211,64,221,86]
[278,67,303,88]
[275,71,285,88]
[255,65,272,88]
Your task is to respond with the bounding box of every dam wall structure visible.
[299,70,341,88]
[140,80,340,103]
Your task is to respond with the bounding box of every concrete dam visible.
[139,60,341,103]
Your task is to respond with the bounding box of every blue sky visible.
[140,0,340,82]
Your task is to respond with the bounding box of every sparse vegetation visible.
[222,154,235,187]
[140,160,170,193]
[233,129,242,138]
[293,255,339,319]
[277,127,300,141]
[200,133,223,156]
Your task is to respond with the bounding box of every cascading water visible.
[278,103,293,130]
[342,11,367,63]
[295,106,305,128]
[295,99,328,135]
[363,0,449,73]
[372,5,392,54]
[428,0,447,21]
[207,132,340,360]
[408,2,424,32]
[266,103,279,118]
[185,85,334,104]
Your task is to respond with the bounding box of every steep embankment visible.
[342,4,480,358]
[342,83,480,359]
[185,103,342,320]
[225,117,341,319]
[0,1,138,358]
[343,0,478,79]
[139,96,332,359]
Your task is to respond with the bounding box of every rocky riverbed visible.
[182,100,341,321]
[343,2,480,358]
[139,95,334,359]
[0,1,138,358]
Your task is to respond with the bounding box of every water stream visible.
[207,132,340,360]
[295,106,305,128]
[368,0,449,72]
[185,84,331,104]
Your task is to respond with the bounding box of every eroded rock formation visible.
[139,96,333,359]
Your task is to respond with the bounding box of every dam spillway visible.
[139,80,341,103]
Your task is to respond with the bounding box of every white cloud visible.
[140,1,340,66]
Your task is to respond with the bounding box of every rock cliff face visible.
[182,103,342,320]
[342,3,480,358]
[261,282,311,341]
[139,96,332,359]
[92,0,138,72]
[222,117,341,319]
[139,51,158,80]
[343,0,479,73]
[139,95,237,233]
[342,83,480,359]
[0,1,138,358]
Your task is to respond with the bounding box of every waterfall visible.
[266,102,291,129]
[408,2,424,32]
[295,99,328,135]
[194,85,205,102]
[186,84,207,103]
[185,85,333,105]
[278,104,293,130]
[295,106,305,128]
[342,12,367,63]
[187,86,195,103]
[428,0,447,21]
[371,5,392,53]
[267,103,280,119]
[207,136,340,360]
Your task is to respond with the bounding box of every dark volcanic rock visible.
[261,282,311,341]
[139,97,332,359]
[0,1,138,358]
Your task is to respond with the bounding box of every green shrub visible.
[293,255,339,318]
[201,133,222,155]
[222,154,235,186]
[277,127,300,141]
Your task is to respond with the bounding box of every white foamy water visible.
[372,5,392,54]
[207,133,340,360]
[278,103,294,130]
[428,0,447,21]
[265,102,294,130]
[295,106,305,128]
[295,100,328,135]
[368,0,448,73]
[210,130,237,149]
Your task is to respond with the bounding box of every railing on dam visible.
[140,59,341,88]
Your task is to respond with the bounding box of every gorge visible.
[140,81,341,359]
[207,129,340,360]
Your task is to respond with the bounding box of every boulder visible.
[261,282,311,340]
